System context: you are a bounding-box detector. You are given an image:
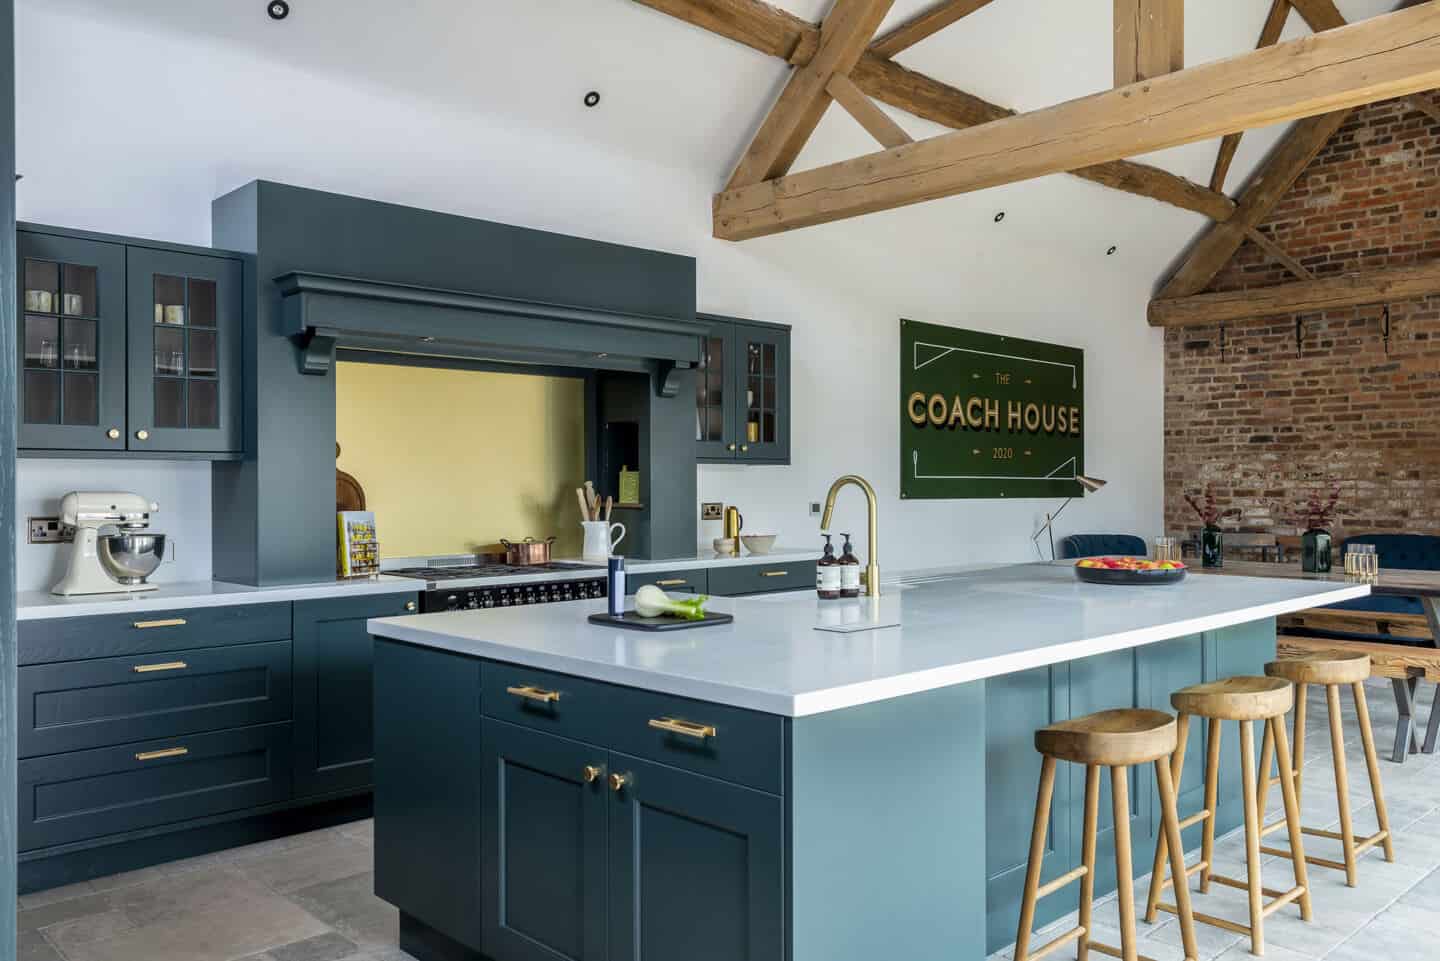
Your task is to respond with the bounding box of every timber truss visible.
[634,0,1440,323]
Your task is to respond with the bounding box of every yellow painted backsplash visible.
[336,361,586,559]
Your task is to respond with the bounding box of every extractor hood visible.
[276,271,705,389]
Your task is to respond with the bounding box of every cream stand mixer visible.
[51,492,165,596]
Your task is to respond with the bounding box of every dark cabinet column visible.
[481,719,608,961]
[607,753,783,961]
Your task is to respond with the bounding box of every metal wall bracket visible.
[1382,304,1392,355]
[1295,317,1304,358]
[299,330,337,375]
[1219,324,1227,362]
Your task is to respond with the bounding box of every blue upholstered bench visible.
[1058,534,1147,559]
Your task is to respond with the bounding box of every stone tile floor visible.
[14,678,1440,961]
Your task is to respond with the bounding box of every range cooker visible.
[384,561,607,613]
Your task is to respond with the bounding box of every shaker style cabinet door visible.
[694,319,735,460]
[481,719,609,961]
[732,324,789,464]
[125,247,242,453]
[607,753,783,961]
[16,232,127,450]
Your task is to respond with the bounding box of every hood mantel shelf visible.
[275,271,705,378]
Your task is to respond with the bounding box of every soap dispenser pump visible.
[817,534,841,600]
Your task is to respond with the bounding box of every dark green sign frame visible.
[900,319,1085,500]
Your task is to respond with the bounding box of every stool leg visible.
[1111,765,1139,961]
[1271,714,1313,922]
[1145,712,1190,924]
[1353,681,1396,863]
[1327,684,1359,887]
[1014,755,1058,961]
[1078,764,1101,961]
[1200,717,1222,894]
[1239,719,1265,955]
[1256,715,1275,820]
[1293,682,1307,810]
[1154,757,1200,961]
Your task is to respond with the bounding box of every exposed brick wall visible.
[1164,98,1440,541]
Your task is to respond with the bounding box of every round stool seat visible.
[1035,708,1176,766]
[1265,652,1371,686]
[1171,676,1292,721]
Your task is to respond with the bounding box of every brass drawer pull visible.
[760,570,790,578]
[507,684,561,704]
[655,579,688,587]
[583,765,603,784]
[648,717,717,740]
[135,747,189,762]
[133,661,188,674]
[133,618,187,629]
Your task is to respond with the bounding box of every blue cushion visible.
[1324,594,1425,617]
[1059,534,1147,559]
[1340,534,1440,572]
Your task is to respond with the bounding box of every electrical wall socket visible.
[701,502,724,521]
[28,517,71,544]
[809,502,822,516]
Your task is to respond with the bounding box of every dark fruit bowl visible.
[1074,565,1186,586]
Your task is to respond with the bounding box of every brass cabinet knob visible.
[404,600,417,612]
[106,428,121,440]
[740,445,749,453]
[726,443,737,452]
[609,772,629,793]
[135,429,150,441]
[583,765,603,784]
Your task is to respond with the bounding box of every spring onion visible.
[634,584,710,620]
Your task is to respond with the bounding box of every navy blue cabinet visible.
[293,592,417,797]
[695,315,790,465]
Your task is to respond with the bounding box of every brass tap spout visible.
[820,474,880,597]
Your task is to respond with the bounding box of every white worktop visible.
[369,562,1370,717]
[16,575,424,621]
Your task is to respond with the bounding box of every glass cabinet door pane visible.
[24,371,60,424]
[24,315,59,369]
[154,275,186,326]
[155,379,185,429]
[62,374,98,425]
[62,264,98,317]
[188,278,217,328]
[61,318,97,371]
[189,329,217,377]
[23,260,58,313]
[154,326,185,377]
[763,343,776,377]
[188,379,219,429]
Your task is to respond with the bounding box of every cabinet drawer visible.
[482,661,784,793]
[19,602,292,665]
[707,562,815,596]
[628,568,708,595]
[19,640,292,758]
[18,722,293,851]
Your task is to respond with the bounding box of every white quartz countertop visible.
[369,563,1370,717]
[17,575,423,621]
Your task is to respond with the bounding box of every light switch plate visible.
[809,502,822,516]
[701,502,724,521]
[28,517,71,544]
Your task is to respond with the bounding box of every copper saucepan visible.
[500,537,557,566]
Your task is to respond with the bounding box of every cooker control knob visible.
[445,595,459,610]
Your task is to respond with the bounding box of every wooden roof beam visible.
[1114,0,1183,87]
[869,0,998,58]
[1148,260,1440,326]
[714,3,1440,241]
[1210,0,1293,192]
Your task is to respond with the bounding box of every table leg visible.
[1424,597,1440,756]
[1425,684,1440,755]
[1391,678,1421,763]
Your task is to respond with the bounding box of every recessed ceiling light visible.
[993,211,1005,223]
[1106,245,1118,256]
[267,1,290,20]
[583,91,601,108]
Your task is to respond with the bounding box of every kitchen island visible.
[367,564,1368,961]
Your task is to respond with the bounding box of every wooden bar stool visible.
[1262,652,1394,886]
[1015,709,1198,961]
[1144,677,1311,956]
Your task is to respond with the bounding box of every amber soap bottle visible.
[817,534,841,600]
[838,534,861,598]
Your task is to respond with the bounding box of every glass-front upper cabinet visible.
[695,314,790,465]
[17,233,127,450]
[126,248,242,453]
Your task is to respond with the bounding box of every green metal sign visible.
[900,319,1085,500]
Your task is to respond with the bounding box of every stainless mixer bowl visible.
[97,533,167,585]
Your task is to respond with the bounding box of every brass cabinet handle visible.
[583,765,603,784]
[133,661,187,674]
[648,717,717,740]
[135,747,188,762]
[655,579,688,587]
[609,772,630,792]
[133,618,186,629]
[507,684,560,704]
[106,428,121,440]
[135,429,150,441]
[760,570,789,578]
[404,600,417,612]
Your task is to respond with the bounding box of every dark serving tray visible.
[1074,566,1187,586]
[587,611,734,632]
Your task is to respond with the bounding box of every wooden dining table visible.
[1194,559,1440,760]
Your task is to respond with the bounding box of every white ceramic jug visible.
[581,520,626,562]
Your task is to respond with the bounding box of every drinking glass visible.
[1153,536,1181,563]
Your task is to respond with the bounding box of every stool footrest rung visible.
[1154,858,1209,893]
[1206,873,1293,902]
[1261,885,1307,919]
[1177,810,1211,831]
[1034,865,1088,899]
[1086,939,1168,961]
[1157,902,1252,937]
[1260,818,1289,838]
[1018,925,1085,961]
[1260,844,1348,872]
[1297,825,1389,854]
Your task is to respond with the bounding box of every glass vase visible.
[1201,526,1223,568]
[1302,528,1333,573]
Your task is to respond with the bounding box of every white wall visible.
[15,1,1173,575]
